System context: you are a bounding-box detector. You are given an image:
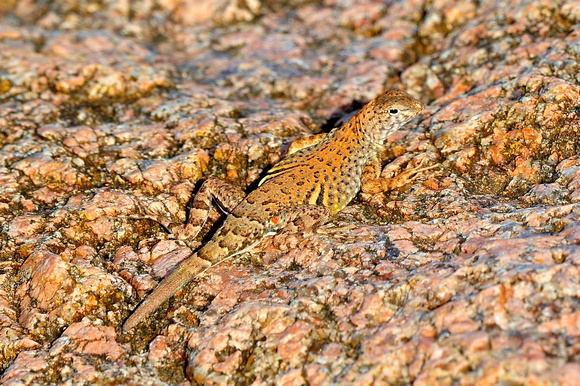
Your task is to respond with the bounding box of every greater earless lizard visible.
[123,89,427,332]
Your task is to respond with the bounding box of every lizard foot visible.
[362,154,439,194]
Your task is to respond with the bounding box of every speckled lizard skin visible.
[123,89,425,332]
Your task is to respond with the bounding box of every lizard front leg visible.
[361,153,439,194]
[360,151,383,194]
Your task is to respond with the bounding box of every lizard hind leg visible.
[271,204,332,249]
[184,176,247,240]
[124,176,246,247]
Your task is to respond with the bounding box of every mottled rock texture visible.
[1,0,580,384]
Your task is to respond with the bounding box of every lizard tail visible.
[122,252,211,332]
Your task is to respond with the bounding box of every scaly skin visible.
[123,89,425,332]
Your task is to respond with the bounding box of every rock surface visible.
[1,0,579,384]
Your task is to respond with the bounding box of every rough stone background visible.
[1,0,579,384]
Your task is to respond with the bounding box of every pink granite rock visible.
[0,0,579,384]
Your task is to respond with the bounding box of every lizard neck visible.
[352,104,386,146]
[333,107,380,158]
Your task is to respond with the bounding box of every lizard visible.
[123,89,427,332]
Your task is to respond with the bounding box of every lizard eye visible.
[389,108,399,115]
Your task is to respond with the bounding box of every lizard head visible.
[364,88,424,143]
